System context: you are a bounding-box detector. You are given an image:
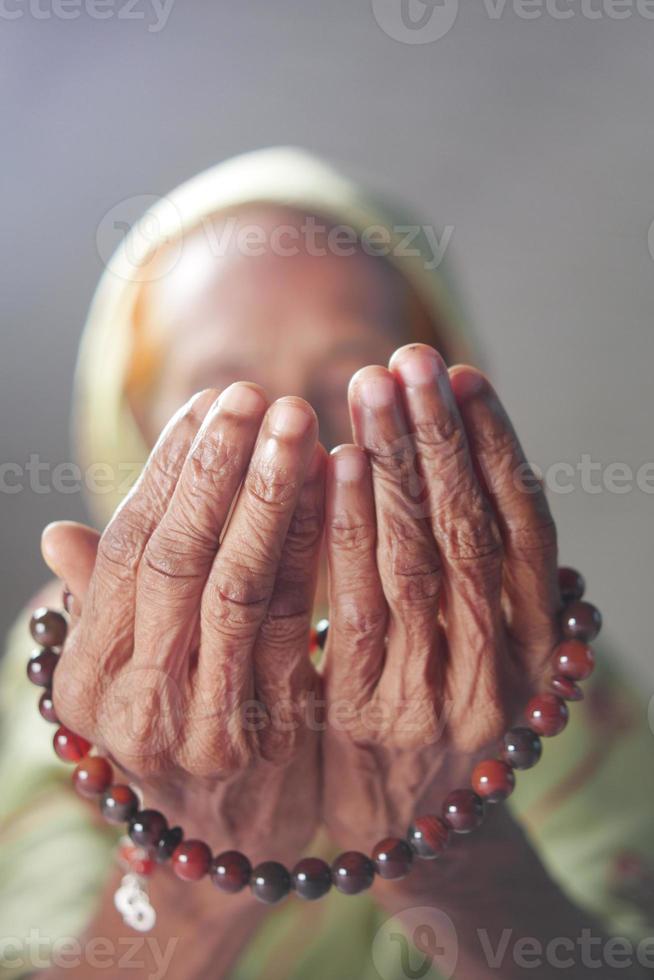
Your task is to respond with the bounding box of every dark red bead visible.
[407,815,451,859]
[558,567,585,602]
[471,759,516,802]
[53,726,91,763]
[211,850,252,893]
[502,728,542,770]
[371,838,413,879]
[442,790,485,833]
[561,601,602,642]
[155,827,184,863]
[27,648,58,687]
[128,809,168,848]
[73,756,113,798]
[526,694,569,737]
[291,857,332,900]
[38,689,59,724]
[331,851,375,895]
[172,839,212,881]
[551,675,584,701]
[250,861,291,904]
[100,785,139,824]
[554,640,595,681]
[29,608,67,647]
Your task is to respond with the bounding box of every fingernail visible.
[218,383,265,415]
[357,372,395,410]
[451,369,487,401]
[331,447,367,483]
[269,399,313,438]
[393,346,443,387]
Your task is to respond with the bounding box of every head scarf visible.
[74,146,478,526]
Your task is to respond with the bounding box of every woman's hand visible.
[43,383,326,863]
[323,343,560,851]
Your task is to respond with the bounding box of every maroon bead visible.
[551,675,584,701]
[502,728,542,770]
[291,857,332,900]
[53,726,91,763]
[155,827,184,863]
[128,809,168,848]
[561,601,602,642]
[172,839,212,881]
[73,756,113,798]
[526,694,569,737]
[554,640,595,681]
[371,837,414,879]
[210,850,252,893]
[471,759,516,802]
[29,608,67,647]
[331,851,375,895]
[407,815,451,859]
[250,861,291,904]
[558,567,585,602]
[38,689,59,724]
[27,648,58,688]
[100,785,139,824]
[442,790,485,833]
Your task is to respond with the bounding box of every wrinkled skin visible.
[323,346,559,850]
[43,210,560,868]
[45,345,559,867]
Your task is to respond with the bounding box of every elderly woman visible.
[1,148,653,980]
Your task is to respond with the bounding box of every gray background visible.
[1,1,652,681]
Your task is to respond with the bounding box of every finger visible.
[197,396,318,729]
[324,444,387,708]
[54,389,218,735]
[450,366,559,662]
[253,442,327,762]
[41,521,100,604]
[348,366,442,705]
[389,345,505,719]
[134,383,268,672]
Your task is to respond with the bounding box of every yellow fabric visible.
[74,146,476,527]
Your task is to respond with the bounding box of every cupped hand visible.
[42,384,326,863]
[323,343,560,851]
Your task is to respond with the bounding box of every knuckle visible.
[329,516,376,553]
[246,463,299,509]
[383,518,442,603]
[285,507,323,554]
[184,438,241,498]
[97,514,146,578]
[507,517,558,559]
[259,609,310,646]
[334,599,387,641]
[142,527,209,585]
[435,495,503,564]
[204,563,270,635]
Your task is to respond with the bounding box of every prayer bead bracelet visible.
[27,567,601,928]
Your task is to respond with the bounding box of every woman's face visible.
[135,206,417,448]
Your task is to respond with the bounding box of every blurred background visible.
[1,2,652,679]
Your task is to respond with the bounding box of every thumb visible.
[41,521,101,602]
